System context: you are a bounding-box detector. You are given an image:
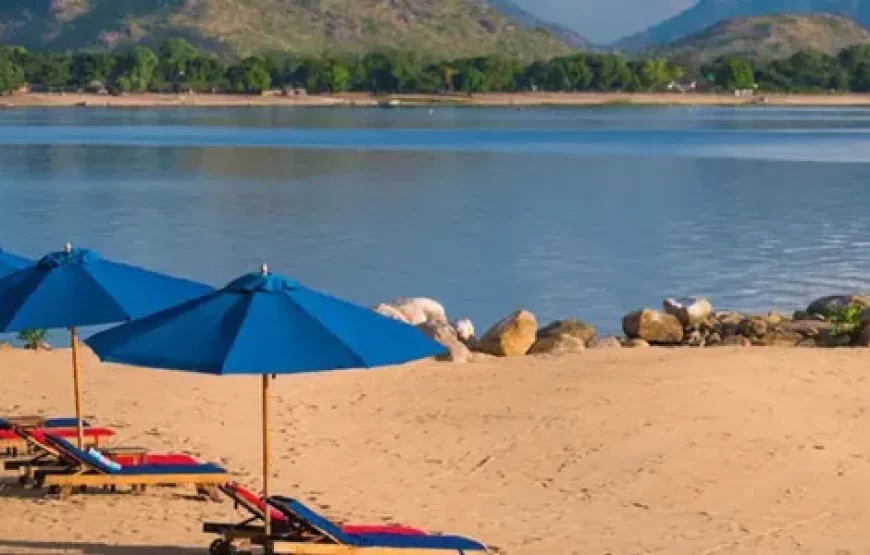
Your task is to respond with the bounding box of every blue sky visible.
[513,0,696,43]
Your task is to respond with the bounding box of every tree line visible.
[4,38,870,95]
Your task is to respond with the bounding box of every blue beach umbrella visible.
[0,244,213,447]
[0,247,30,278]
[87,265,445,535]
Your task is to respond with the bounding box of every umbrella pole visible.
[70,327,84,449]
[263,374,271,537]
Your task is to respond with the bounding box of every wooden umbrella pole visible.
[263,374,271,537]
[70,327,84,449]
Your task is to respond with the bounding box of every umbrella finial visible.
[65,242,72,254]
[260,263,269,276]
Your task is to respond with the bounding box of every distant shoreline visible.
[4,91,870,108]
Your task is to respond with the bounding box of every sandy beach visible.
[4,91,870,108]
[2,347,870,554]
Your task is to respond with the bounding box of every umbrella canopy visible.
[86,267,445,374]
[87,266,445,538]
[0,246,213,331]
[0,244,213,447]
[0,247,30,279]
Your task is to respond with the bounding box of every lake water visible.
[2,105,870,336]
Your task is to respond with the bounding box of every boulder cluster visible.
[369,294,870,363]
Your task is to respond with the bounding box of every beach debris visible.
[417,321,472,363]
[476,309,538,357]
[663,297,712,327]
[622,309,683,345]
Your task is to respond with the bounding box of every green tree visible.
[0,56,24,94]
[114,46,159,92]
[71,52,116,88]
[227,57,272,93]
[32,53,71,90]
[705,57,755,90]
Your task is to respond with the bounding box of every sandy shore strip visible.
[2,347,870,553]
[4,91,870,108]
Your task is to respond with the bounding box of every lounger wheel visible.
[208,539,238,555]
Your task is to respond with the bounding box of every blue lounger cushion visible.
[269,496,486,551]
[0,418,90,429]
[47,436,225,475]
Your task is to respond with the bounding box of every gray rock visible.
[807,295,870,318]
[595,336,623,349]
[663,297,713,327]
[622,309,683,344]
[717,336,752,347]
[737,317,768,339]
[477,310,538,357]
[624,338,650,348]
[528,334,586,355]
[417,321,472,363]
[536,319,598,347]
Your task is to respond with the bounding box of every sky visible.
[513,0,696,43]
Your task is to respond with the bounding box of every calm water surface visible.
[2,105,870,334]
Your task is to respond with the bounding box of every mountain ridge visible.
[659,13,870,63]
[618,0,870,49]
[0,0,578,58]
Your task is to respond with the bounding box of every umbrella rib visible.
[218,294,258,373]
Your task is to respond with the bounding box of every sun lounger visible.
[206,489,487,555]
[204,482,426,549]
[4,427,199,484]
[32,435,227,499]
[0,422,112,458]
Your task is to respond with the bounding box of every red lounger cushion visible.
[109,453,199,466]
[0,427,114,440]
[342,525,426,536]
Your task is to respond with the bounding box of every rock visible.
[717,336,752,347]
[663,297,713,327]
[781,320,833,337]
[622,309,683,344]
[476,310,538,357]
[793,310,825,321]
[373,303,410,324]
[765,311,785,325]
[391,297,448,325]
[685,329,703,347]
[453,318,475,343]
[705,332,722,346]
[417,321,472,363]
[737,317,768,339]
[528,334,586,355]
[624,338,650,348]
[755,331,799,347]
[595,336,623,349]
[853,323,870,347]
[536,319,598,347]
[796,338,817,348]
[806,295,870,318]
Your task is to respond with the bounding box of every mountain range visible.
[618,0,870,49]
[0,0,578,58]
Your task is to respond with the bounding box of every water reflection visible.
[2,107,870,334]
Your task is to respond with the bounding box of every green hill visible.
[0,0,575,58]
[660,14,870,64]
